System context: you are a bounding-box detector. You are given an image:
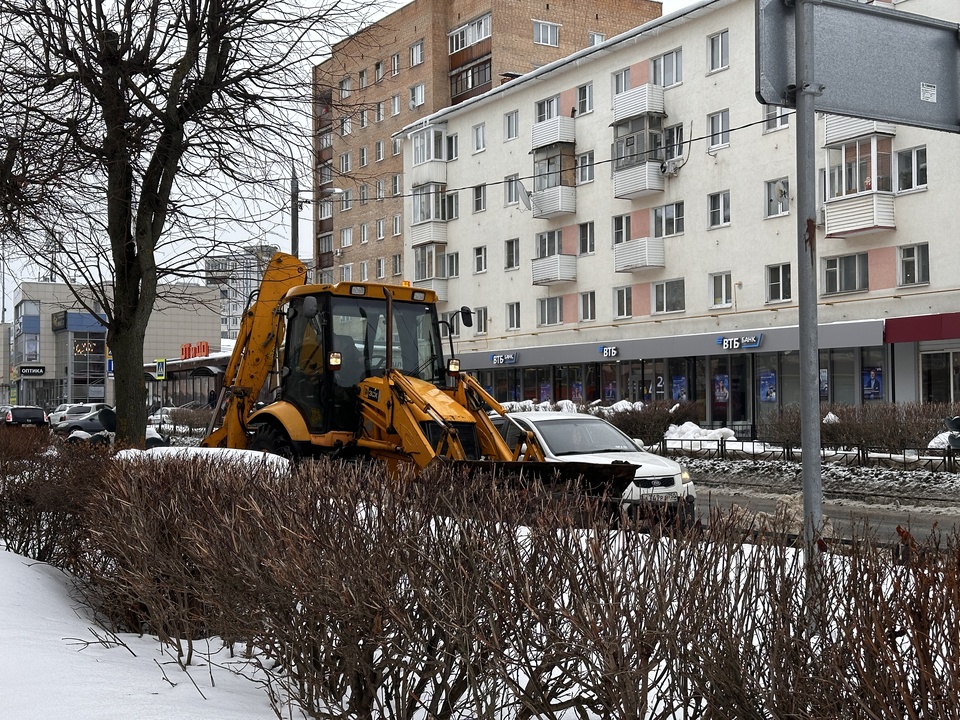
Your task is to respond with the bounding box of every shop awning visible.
[885,313,960,343]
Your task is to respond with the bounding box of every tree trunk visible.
[109,314,150,448]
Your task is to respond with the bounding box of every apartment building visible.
[204,244,278,340]
[400,0,960,434]
[311,0,663,286]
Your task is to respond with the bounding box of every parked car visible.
[147,406,177,427]
[490,411,697,525]
[48,403,81,425]
[57,406,168,449]
[52,407,113,436]
[1,405,49,428]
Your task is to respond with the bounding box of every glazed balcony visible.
[823,192,896,238]
[413,277,448,302]
[410,220,448,247]
[612,84,665,124]
[824,115,896,146]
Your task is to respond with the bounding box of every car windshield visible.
[534,418,638,456]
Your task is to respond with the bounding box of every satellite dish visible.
[517,180,532,211]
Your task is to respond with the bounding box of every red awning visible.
[885,313,960,343]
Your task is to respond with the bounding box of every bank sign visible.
[490,353,518,365]
[716,333,764,351]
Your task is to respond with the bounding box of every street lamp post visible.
[291,161,342,278]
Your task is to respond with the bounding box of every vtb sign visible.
[756,0,960,134]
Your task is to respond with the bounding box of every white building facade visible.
[401,0,960,435]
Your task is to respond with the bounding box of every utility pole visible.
[290,161,300,259]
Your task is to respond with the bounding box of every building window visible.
[393,214,401,235]
[614,115,663,169]
[446,134,459,160]
[708,109,730,149]
[614,286,632,319]
[503,302,520,330]
[410,40,424,66]
[375,102,384,122]
[708,29,729,72]
[410,128,434,164]
[442,251,460,278]
[375,180,384,199]
[664,124,684,160]
[339,77,351,99]
[580,291,596,321]
[899,243,929,286]
[376,219,384,240]
[709,191,731,227]
[359,185,368,204]
[339,116,351,136]
[339,153,352,173]
[374,61,383,82]
[474,246,487,273]
[376,257,385,279]
[613,68,630,95]
[711,272,732,307]
[391,53,400,76]
[538,297,563,326]
[652,48,683,87]
[473,123,485,152]
[392,254,402,275]
[359,260,368,281]
[576,151,594,184]
[472,185,486,212]
[450,61,492,98]
[765,178,790,217]
[654,278,685,313]
[612,214,631,245]
[375,141,384,161]
[474,306,488,335]
[505,110,519,140]
[824,252,869,294]
[392,138,401,156]
[533,20,559,47]
[319,162,333,184]
[577,83,593,115]
[341,264,352,282]
[358,109,367,128]
[444,192,459,219]
[392,174,401,196]
[536,230,560,258]
[340,227,352,247]
[504,174,519,205]
[360,224,368,244]
[767,263,791,302]
[588,32,605,46]
[653,202,684,237]
[410,83,425,108]
[359,146,368,167]
[505,238,520,270]
[535,95,559,123]
[440,311,461,338]
[578,222,595,255]
[340,190,353,211]
[897,146,927,191]
[391,95,400,116]
[764,104,789,131]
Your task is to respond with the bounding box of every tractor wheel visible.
[249,424,298,461]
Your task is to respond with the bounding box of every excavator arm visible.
[202,253,307,449]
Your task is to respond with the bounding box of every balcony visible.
[824,115,896,145]
[823,192,896,238]
[613,84,665,124]
[531,254,577,285]
[410,159,447,187]
[531,185,576,218]
[410,220,447,247]
[531,116,576,151]
[614,236,665,273]
[613,161,665,199]
[413,277,448,302]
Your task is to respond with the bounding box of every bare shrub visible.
[168,407,213,433]
[602,401,703,446]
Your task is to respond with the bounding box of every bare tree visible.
[0,0,373,444]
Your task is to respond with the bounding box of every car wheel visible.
[249,424,298,461]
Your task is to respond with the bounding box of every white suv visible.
[491,411,696,525]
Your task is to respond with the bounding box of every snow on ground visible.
[0,546,279,720]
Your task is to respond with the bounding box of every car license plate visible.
[647,492,678,503]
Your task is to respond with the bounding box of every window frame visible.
[654,278,686,314]
[506,302,521,330]
[614,286,633,319]
[472,185,486,213]
[767,262,792,303]
[764,104,789,132]
[576,83,594,115]
[580,291,596,322]
[578,222,595,255]
[504,174,520,206]
[474,246,488,273]
[899,243,930,286]
[765,178,790,217]
[537,296,563,327]
[651,48,683,87]
[708,29,729,72]
[472,123,486,152]
[505,110,519,140]
[533,20,559,47]
[823,252,869,295]
[708,190,731,228]
[410,40,424,66]
[708,109,730,150]
[504,238,520,270]
[896,146,927,192]
[710,272,733,308]
[653,201,684,238]
[576,151,595,184]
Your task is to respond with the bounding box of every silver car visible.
[492,411,696,524]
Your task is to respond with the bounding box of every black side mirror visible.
[460,305,473,328]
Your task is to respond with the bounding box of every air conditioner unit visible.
[660,158,681,176]
[816,205,825,227]
[335,248,343,257]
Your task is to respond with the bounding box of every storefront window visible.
[921,352,950,403]
[779,351,801,407]
[830,348,856,404]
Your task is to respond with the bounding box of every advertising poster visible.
[540,383,551,403]
[571,381,583,404]
[759,370,777,403]
[862,368,882,400]
[672,376,688,401]
[604,382,616,402]
[820,369,829,399]
[714,374,729,403]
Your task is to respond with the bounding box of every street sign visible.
[756,0,960,133]
[155,359,166,381]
